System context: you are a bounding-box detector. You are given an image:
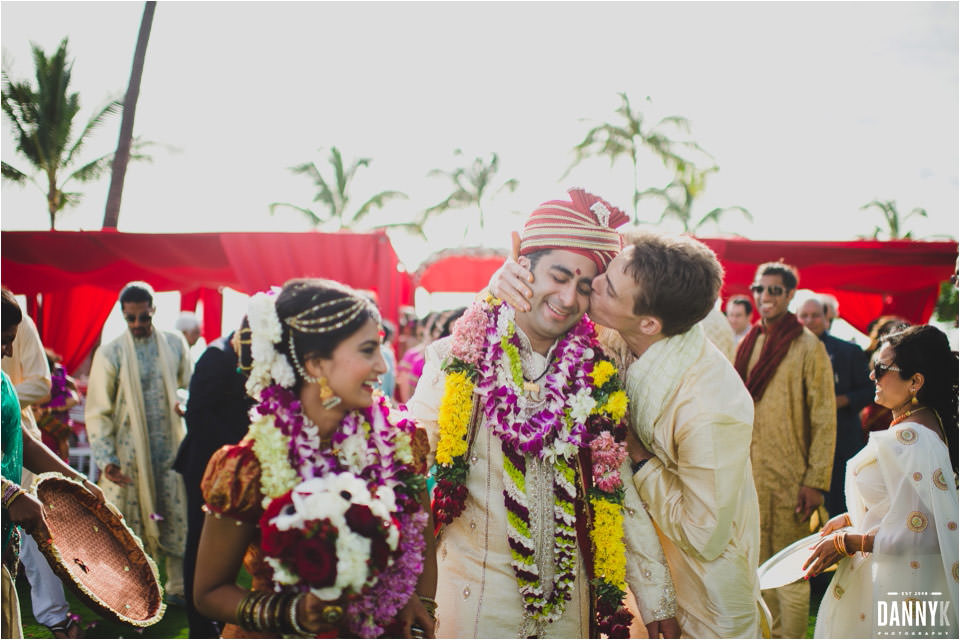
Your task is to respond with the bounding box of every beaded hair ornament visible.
[243,288,379,402]
[284,296,377,387]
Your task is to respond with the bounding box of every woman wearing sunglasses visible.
[802,324,958,638]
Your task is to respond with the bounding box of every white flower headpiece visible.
[245,290,297,399]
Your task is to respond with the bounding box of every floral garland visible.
[245,291,297,400]
[433,296,633,636]
[249,385,426,637]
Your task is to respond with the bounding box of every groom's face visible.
[515,249,596,345]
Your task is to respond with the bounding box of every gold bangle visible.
[288,593,309,636]
[418,594,437,618]
[843,513,852,528]
[833,532,847,557]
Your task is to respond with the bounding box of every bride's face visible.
[313,318,387,410]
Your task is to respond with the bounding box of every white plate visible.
[757,531,836,590]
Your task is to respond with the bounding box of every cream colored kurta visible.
[85,329,192,556]
[627,332,762,637]
[748,327,836,562]
[409,334,676,638]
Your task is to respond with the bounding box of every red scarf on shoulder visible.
[734,312,804,401]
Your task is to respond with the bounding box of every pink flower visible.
[595,471,622,493]
[149,512,164,521]
[590,432,627,468]
[449,304,489,365]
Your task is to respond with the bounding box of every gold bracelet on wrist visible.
[288,593,309,636]
[833,532,847,557]
[418,594,438,619]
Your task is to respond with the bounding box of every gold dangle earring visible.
[318,377,342,410]
[911,388,919,405]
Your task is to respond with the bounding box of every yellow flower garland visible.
[602,390,629,423]
[589,497,628,589]
[590,360,617,388]
[436,371,474,465]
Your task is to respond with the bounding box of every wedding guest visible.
[735,262,836,638]
[803,325,958,638]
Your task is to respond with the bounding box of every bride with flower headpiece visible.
[193,278,437,638]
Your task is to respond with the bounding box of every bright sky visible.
[2,1,958,275]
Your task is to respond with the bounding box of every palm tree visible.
[270,146,419,235]
[860,199,928,240]
[2,38,143,229]
[566,92,711,223]
[637,166,752,233]
[424,149,518,231]
[103,1,156,229]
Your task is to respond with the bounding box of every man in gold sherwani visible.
[734,262,836,638]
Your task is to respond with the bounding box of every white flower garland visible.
[245,291,297,399]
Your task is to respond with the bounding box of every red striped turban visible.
[519,188,629,271]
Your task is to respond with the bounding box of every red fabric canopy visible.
[415,238,958,334]
[1,231,414,372]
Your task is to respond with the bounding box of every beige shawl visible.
[117,330,186,555]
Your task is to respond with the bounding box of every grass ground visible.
[16,561,188,639]
[15,562,820,638]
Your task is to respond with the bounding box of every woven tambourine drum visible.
[30,472,165,627]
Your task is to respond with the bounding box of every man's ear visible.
[518,255,531,270]
[637,315,662,337]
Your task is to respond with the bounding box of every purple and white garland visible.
[249,386,425,637]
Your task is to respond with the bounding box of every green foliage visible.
[934,279,958,324]
[1,38,149,229]
[270,146,420,236]
[637,166,753,233]
[566,93,712,224]
[860,199,928,240]
[425,149,519,232]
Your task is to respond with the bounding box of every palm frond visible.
[1,161,29,183]
[351,190,407,224]
[268,202,323,226]
[62,97,122,168]
[62,151,114,184]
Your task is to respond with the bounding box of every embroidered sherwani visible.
[86,330,192,559]
[747,327,836,562]
[409,331,676,638]
[624,325,762,637]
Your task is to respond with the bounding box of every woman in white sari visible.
[802,324,958,638]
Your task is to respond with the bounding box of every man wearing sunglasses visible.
[85,281,193,607]
[734,263,836,639]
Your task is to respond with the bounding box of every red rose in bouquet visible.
[294,520,338,587]
[260,490,300,557]
[259,474,402,600]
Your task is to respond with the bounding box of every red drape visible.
[414,238,958,333]
[1,231,414,370]
[39,285,117,372]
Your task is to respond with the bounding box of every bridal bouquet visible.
[259,473,400,599]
